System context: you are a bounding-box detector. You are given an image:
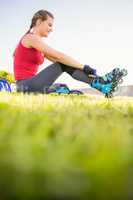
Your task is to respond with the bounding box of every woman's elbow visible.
[45,50,64,63]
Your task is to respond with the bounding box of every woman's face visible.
[39,16,54,37]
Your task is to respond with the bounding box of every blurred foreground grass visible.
[0,92,133,200]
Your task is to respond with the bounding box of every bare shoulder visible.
[21,33,42,48]
[21,33,57,56]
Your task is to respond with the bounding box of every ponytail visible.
[26,24,33,34]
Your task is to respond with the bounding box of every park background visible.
[0,0,132,89]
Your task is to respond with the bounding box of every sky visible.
[0,0,133,89]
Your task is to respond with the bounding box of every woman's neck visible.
[30,27,42,37]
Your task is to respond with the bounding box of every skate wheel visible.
[110,88,114,93]
[105,92,113,98]
[112,82,118,88]
[118,79,123,84]
[121,69,128,76]
[110,88,115,93]
[113,68,121,75]
[105,93,108,98]
[113,86,119,92]
[109,93,113,98]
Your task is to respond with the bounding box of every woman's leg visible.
[16,62,93,93]
[16,62,63,93]
[60,63,93,84]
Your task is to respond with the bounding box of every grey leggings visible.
[16,62,93,93]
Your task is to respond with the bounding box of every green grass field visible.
[0,92,133,200]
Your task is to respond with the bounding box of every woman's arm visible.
[23,34,84,69]
[45,55,57,63]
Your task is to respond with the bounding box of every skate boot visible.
[98,68,128,95]
[90,77,117,98]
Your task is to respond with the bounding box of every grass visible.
[0,92,133,199]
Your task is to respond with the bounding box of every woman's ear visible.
[36,19,42,26]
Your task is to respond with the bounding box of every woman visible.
[13,10,117,96]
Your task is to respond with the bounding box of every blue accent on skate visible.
[101,83,112,94]
[0,79,11,92]
[47,83,83,95]
[55,86,70,94]
[91,79,113,94]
